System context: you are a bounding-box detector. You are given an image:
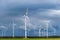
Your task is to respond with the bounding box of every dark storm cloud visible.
[0,0,60,36]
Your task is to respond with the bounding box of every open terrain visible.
[0,38,60,40]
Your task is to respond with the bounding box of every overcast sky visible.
[0,0,60,36]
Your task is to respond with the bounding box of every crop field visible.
[0,38,60,40]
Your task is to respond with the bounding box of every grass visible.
[0,38,60,40]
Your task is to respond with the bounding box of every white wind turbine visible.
[24,8,28,38]
[0,25,7,37]
[52,27,56,35]
[44,20,50,38]
[49,23,56,36]
[45,20,56,37]
[12,19,16,38]
[39,25,42,37]
[38,20,50,37]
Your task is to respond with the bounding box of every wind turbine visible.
[45,20,50,38]
[39,25,42,37]
[0,25,7,37]
[52,27,56,35]
[49,23,56,36]
[39,28,41,37]
[24,8,28,38]
[39,20,50,37]
[12,19,16,38]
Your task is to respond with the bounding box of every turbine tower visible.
[38,20,50,37]
[12,19,16,38]
[39,28,41,37]
[24,8,28,38]
[45,20,50,38]
[0,25,7,37]
[39,25,41,37]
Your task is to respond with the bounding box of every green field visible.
[0,38,60,40]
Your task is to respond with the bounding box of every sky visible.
[0,0,60,36]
